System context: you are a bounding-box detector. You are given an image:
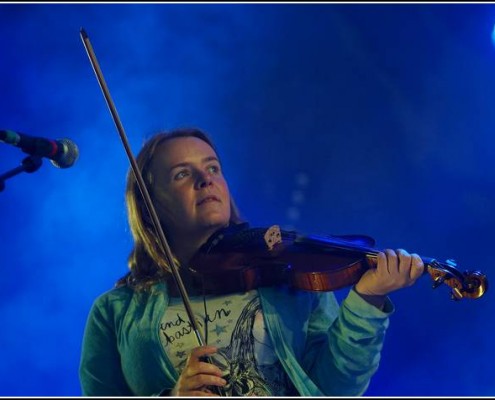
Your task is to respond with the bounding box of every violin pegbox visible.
[264,225,282,250]
[427,258,488,300]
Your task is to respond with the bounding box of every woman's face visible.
[148,136,231,242]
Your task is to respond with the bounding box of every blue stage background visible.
[0,3,494,396]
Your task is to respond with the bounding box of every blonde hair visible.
[117,127,243,290]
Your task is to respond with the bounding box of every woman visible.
[79,127,424,396]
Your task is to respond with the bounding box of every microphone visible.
[0,129,79,168]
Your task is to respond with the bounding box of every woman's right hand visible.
[170,345,227,396]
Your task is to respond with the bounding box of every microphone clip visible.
[0,154,43,192]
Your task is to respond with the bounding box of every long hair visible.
[116,127,243,291]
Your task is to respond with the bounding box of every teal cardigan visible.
[79,283,392,396]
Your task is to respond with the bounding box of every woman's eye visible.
[208,165,220,174]
[174,170,189,180]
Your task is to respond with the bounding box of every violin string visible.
[284,230,380,258]
[285,231,467,285]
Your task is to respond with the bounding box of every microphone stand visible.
[0,155,42,192]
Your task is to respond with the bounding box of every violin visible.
[188,223,488,300]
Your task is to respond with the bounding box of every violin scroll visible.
[427,259,488,300]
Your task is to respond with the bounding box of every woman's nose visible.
[196,171,213,189]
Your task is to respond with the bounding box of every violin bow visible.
[79,28,225,395]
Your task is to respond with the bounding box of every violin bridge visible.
[264,225,282,250]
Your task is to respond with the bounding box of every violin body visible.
[188,223,488,300]
[189,242,369,294]
[188,223,368,294]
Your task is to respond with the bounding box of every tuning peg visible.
[432,275,445,289]
[450,289,462,301]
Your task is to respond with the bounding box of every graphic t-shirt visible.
[160,290,298,396]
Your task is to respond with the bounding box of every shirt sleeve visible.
[79,294,134,396]
[302,288,394,396]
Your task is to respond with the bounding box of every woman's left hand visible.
[355,248,424,297]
